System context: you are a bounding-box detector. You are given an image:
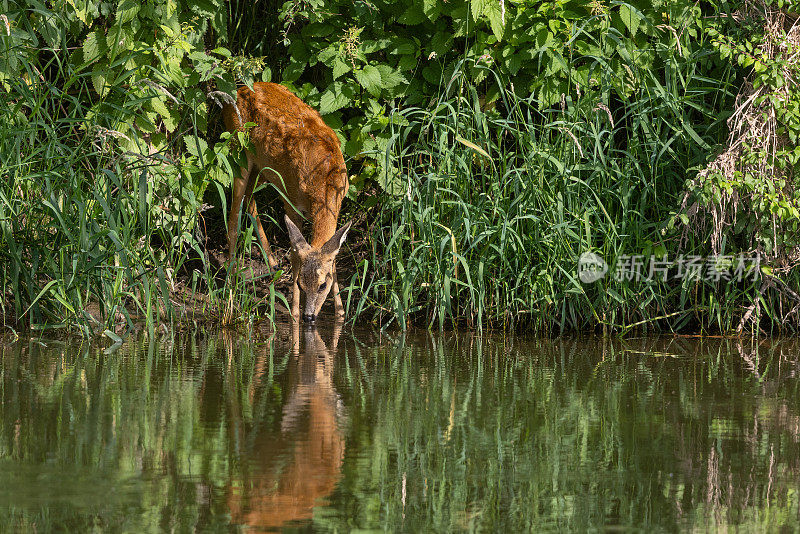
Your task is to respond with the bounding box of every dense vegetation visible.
[1,0,799,336]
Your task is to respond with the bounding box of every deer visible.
[222,82,352,324]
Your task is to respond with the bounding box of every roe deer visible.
[226,322,346,530]
[222,82,351,323]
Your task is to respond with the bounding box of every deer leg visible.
[291,275,302,322]
[285,209,304,321]
[246,196,278,271]
[313,264,344,319]
[227,164,253,264]
[332,267,345,318]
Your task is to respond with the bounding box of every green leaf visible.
[318,46,338,63]
[135,113,158,134]
[163,109,179,132]
[361,39,392,53]
[283,60,305,82]
[164,57,185,88]
[91,68,108,97]
[150,97,171,120]
[399,4,426,25]
[619,4,642,37]
[388,39,417,55]
[507,52,524,75]
[332,56,351,80]
[423,0,440,21]
[116,0,139,24]
[422,64,442,84]
[533,26,553,51]
[319,82,356,115]
[301,22,335,39]
[190,0,220,17]
[288,40,311,63]
[66,0,91,24]
[355,65,383,97]
[83,31,106,63]
[184,137,209,159]
[377,162,403,196]
[484,0,505,40]
[376,64,407,89]
[430,32,454,56]
[470,0,485,21]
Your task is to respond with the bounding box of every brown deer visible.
[222,82,352,323]
[226,322,346,530]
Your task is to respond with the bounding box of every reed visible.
[2,1,797,336]
[0,42,276,336]
[347,54,783,333]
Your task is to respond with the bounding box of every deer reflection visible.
[227,322,345,531]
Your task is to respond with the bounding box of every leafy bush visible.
[2,0,799,334]
[685,1,800,259]
[272,0,721,195]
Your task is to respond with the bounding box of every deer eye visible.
[318,281,327,293]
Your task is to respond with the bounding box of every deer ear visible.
[285,215,310,252]
[321,220,353,256]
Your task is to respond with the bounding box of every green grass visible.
[0,44,284,337]
[346,56,793,334]
[2,2,799,336]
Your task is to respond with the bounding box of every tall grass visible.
[350,50,782,333]
[3,1,797,336]
[0,39,280,336]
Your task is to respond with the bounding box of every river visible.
[1,324,798,531]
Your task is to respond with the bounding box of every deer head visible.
[285,215,352,323]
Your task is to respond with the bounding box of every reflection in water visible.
[226,323,345,530]
[0,331,798,531]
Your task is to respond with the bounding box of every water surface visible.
[1,325,799,531]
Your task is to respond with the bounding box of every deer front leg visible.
[286,210,305,322]
[291,273,301,321]
[227,171,249,264]
[316,265,344,319]
[246,197,278,271]
[316,264,344,319]
[332,267,345,319]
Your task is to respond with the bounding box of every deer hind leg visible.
[227,163,254,264]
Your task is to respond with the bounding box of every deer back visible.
[222,82,348,245]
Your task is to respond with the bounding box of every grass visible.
[0,44,285,337]
[348,54,793,334]
[2,4,798,336]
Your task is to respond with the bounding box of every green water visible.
[1,324,799,532]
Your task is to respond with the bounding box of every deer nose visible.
[302,313,317,324]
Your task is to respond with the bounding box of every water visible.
[1,324,799,532]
